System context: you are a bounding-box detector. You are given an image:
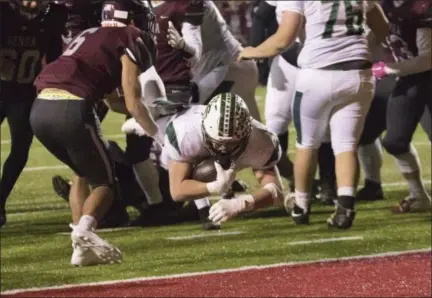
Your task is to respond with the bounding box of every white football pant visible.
[264,56,298,135]
[292,68,375,155]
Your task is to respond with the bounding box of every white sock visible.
[295,190,309,212]
[78,215,97,231]
[394,143,420,173]
[194,198,210,210]
[358,139,383,183]
[133,159,163,205]
[337,186,355,197]
[394,144,429,198]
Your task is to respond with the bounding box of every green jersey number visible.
[321,0,365,39]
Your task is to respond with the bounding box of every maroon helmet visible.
[101,0,157,36]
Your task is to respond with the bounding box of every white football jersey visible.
[191,0,243,81]
[160,105,281,171]
[276,1,377,68]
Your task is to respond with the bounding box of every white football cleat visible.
[284,192,296,214]
[70,224,123,266]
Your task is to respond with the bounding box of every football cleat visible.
[391,196,431,214]
[356,179,384,201]
[0,205,6,228]
[291,204,310,225]
[70,224,122,266]
[198,206,221,230]
[327,203,356,230]
[52,175,71,202]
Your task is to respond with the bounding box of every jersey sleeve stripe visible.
[166,122,181,156]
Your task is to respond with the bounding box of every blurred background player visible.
[124,0,215,228]
[0,0,67,227]
[191,1,261,123]
[30,0,163,266]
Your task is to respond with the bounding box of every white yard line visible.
[166,230,243,240]
[288,236,363,246]
[56,227,138,235]
[2,247,430,295]
[23,165,69,172]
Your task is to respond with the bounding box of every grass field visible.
[1,87,431,293]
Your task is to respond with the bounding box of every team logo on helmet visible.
[202,93,252,165]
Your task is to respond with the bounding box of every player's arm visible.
[208,165,284,225]
[167,21,202,65]
[384,28,432,76]
[121,54,162,145]
[168,160,211,201]
[208,136,284,225]
[366,2,389,44]
[237,2,303,60]
[104,89,128,114]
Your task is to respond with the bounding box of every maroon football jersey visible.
[0,3,66,93]
[154,0,204,86]
[34,26,156,103]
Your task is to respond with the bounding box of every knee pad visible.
[382,136,410,156]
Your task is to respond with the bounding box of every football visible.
[192,159,217,182]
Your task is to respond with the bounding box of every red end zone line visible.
[3,248,431,297]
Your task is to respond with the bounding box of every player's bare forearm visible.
[168,160,211,202]
[251,167,284,209]
[366,4,389,43]
[121,55,158,136]
[252,11,302,58]
[171,179,211,202]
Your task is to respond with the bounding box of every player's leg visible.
[32,96,122,266]
[0,99,8,227]
[52,100,110,203]
[195,65,230,105]
[420,106,431,142]
[291,68,334,224]
[382,73,431,212]
[264,56,296,187]
[228,59,262,122]
[357,75,395,201]
[0,95,34,227]
[317,141,337,205]
[328,69,375,229]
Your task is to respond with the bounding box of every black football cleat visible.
[327,196,356,230]
[52,175,71,202]
[291,204,310,225]
[0,205,6,228]
[356,179,384,201]
[198,206,221,230]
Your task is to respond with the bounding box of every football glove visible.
[206,161,236,195]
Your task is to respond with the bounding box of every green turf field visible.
[1,88,431,292]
